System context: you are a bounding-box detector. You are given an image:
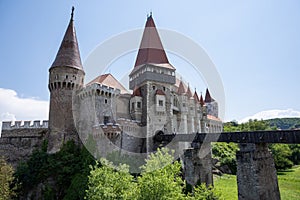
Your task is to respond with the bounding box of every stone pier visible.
[236,143,280,200]
[183,143,213,188]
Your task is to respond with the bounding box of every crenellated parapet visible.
[77,83,121,100]
[2,120,48,131]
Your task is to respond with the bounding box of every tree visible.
[269,144,293,170]
[14,140,95,199]
[86,159,137,200]
[137,148,185,200]
[86,148,220,199]
[0,157,15,200]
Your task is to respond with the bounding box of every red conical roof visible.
[134,14,171,68]
[186,85,192,98]
[193,91,200,102]
[200,94,205,106]
[51,7,83,70]
[177,80,186,95]
[204,88,215,103]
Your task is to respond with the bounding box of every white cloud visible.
[239,109,300,123]
[0,88,49,133]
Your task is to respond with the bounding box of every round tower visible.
[48,7,85,153]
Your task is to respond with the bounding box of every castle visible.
[0,9,222,168]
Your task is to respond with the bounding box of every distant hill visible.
[265,118,300,130]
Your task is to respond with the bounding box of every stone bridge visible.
[154,130,300,200]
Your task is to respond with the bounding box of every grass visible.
[214,165,300,200]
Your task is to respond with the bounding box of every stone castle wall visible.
[0,120,48,168]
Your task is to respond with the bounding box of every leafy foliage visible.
[86,159,136,200]
[212,142,238,174]
[269,144,293,170]
[86,148,220,200]
[266,118,300,130]
[14,140,95,199]
[0,157,15,200]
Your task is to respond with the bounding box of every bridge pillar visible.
[236,143,280,200]
[183,143,213,188]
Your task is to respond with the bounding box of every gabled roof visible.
[133,14,174,70]
[51,7,83,71]
[204,88,215,103]
[155,89,165,95]
[88,73,129,94]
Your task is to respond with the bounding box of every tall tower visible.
[47,7,85,153]
[129,14,176,151]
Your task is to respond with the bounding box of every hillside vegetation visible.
[266,118,300,130]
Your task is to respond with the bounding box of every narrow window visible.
[152,85,156,90]
[137,102,141,108]
[159,100,163,106]
[104,116,109,124]
[66,75,68,79]
[104,99,108,104]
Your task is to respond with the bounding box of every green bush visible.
[14,140,95,199]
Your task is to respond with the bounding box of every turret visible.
[129,14,176,90]
[48,7,85,153]
[204,88,218,118]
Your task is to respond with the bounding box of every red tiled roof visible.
[207,115,221,122]
[193,91,200,102]
[205,88,215,103]
[132,86,142,97]
[51,7,83,71]
[156,89,165,95]
[177,80,186,95]
[186,86,192,98]
[199,94,205,106]
[133,15,172,69]
[88,73,129,94]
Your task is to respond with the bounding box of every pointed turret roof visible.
[186,85,192,98]
[133,14,174,69]
[51,7,83,70]
[193,91,200,102]
[204,88,215,103]
[177,80,186,95]
[199,94,205,106]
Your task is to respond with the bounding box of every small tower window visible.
[159,100,164,106]
[137,102,141,108]
[152,85,156,90]
[163,87,166,91]
[104,116,109,124]
[104,99,108,104]
[66,75,68,79]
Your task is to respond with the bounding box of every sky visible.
[0,0,300,125]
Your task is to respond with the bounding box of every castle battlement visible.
[1,120,49,130]
[78,83,121,99]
